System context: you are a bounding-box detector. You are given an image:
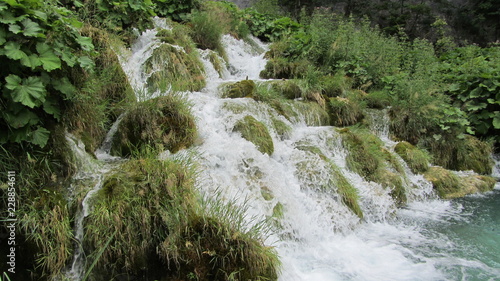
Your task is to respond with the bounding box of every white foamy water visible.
[112,24,500,281]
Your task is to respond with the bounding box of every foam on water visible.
[111,25,500,281]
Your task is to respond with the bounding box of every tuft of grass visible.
[320,72,353,98]
[394,141,431,174]
[189,9,225,58]
[271,117,292,140]
[330,164,364,219]
[233,115,274,155]
[328,96,364,127]
[84,158,280,280]
[111,94,197,157]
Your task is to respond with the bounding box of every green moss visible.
[207,50,225,78]
[144,42,205,93]
[222,79,256,99]
[377,170,407,206]
[340,128,381,180]
[261,186,274,201]
[156,28,175,44]
[271,117,292,140]
[424,167,461,198]
[424,167,497,199]
[365,90,391,109]
[331,165,364,219]
[394,141,430,174]
[111,94,197,157]
[233,115,274,155]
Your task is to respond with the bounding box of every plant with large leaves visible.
[0,0,94,147]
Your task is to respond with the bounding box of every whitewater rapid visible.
[116,20,500,281]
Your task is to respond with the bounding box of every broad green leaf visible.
[21,54,42,69]
[54,42,77,66]
[493,112,500,129]
[8,24,21,34]
[0,11,21,24]
[469,87,483,98]
[31,126,50,147]
[3,108,39,128]
[52,77,76,99]
[37,43,61,71]
[4,41,27,60]
[0,27,6,45]
[42,97,61,120]
[75,35,94,51]
[6,75,46,108]
[33,10,48,21]
[22,18,42,37]
[77,55,94,70]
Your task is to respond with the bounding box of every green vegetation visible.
[222,79,256,99]
[84,157,280,280]
[424,167,496,199]
[394,141,430,174]
[111,94,197,157]
[233,115,274,155]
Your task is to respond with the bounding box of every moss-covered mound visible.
[222,79,256,98]
[320,73,353,98]
[233,115,274,155]
[339,128,408,205]
[424,167,496,199]
[84,158,280,280]
[111,95,197,156]
[144,28,205,93]
[394,141,430,174]
[294,145,364,218]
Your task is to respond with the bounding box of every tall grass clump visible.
[84,157,280,280]
[189,8,225,57]
[0,128,76,279]
[111,94,197,157]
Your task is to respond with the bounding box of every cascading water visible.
[65,117,124,280]
[113,20,500,281]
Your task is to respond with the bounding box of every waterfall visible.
[88,21,500,280]
[65,117,124,280]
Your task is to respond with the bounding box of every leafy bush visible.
[74,0,154,33]
[243,8,301,42]
[440,46,500,146]
[153,0,200,22]
[0,0,94,148]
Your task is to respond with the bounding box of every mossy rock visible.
[222,79,256,99]
[394,141,430,174]
[339,128,381,180]
[328,97,364,127]
[377,169,407,206]
[424,167,496,199]
[331,165,364,219]
[233,115,274,155]
[271,117,292,140]
[111,95,197,157]
[144,43,205,92]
